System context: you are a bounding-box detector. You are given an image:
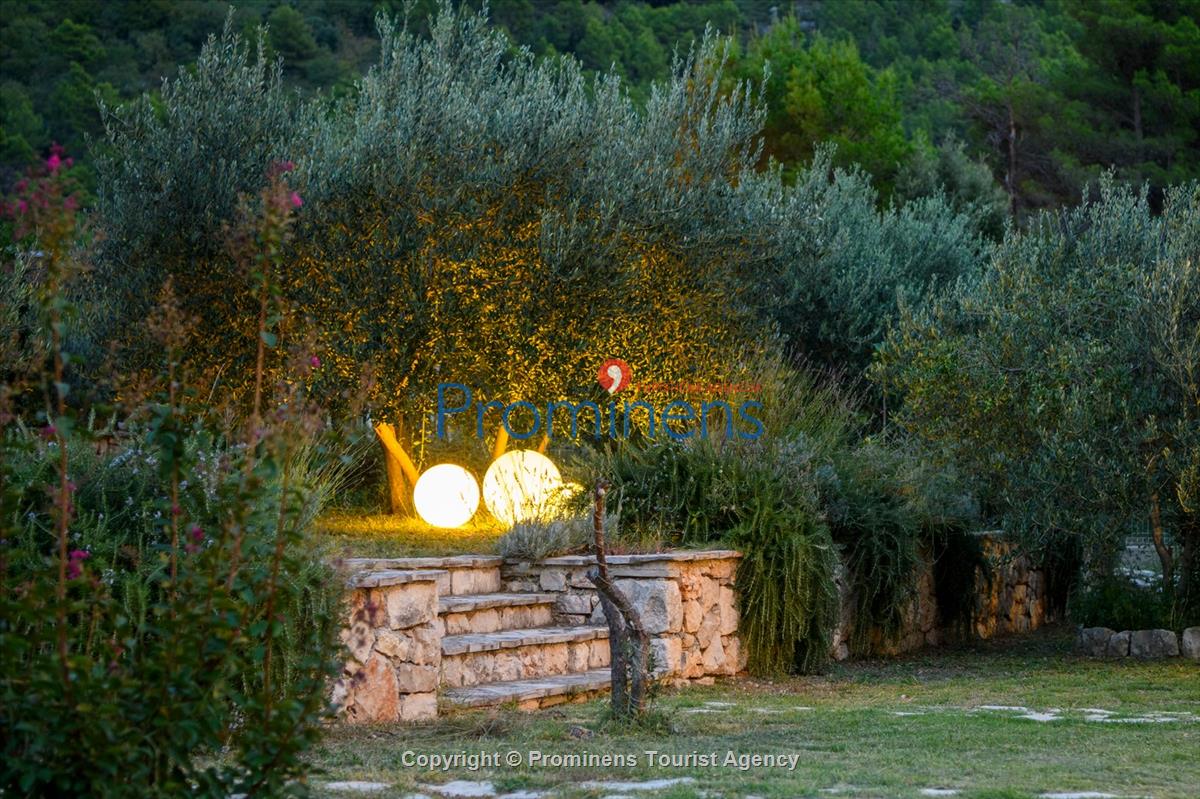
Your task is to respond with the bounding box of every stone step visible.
[442,668,612,710]
[437,592,558,636]
[440,625,611,688]
[342,555,502,596]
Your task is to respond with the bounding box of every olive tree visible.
[875,180,1200,619]
[95,4,778,511]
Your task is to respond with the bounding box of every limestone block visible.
[1078,627,1114,657]
[1180,627,1200,661]
[394,663,439,693]
[678,570,702,602]
[373,628,411,661]
[650,636,682,677]
[718,586,739,635]
[683,599,704,634]
[1130,629,1179,659]
[696,610,720,649]
[699,576,720,613]
[598,579,682,635]
[1106,630,1131,657]
[409,624,442,666]
[399,692,438,721]
[557,593,596,615]
[539,568,567,592]
[340,618,375,664]
[352,654,400,723]
[722,636,742,674]
[588,639,610,669]
[376,582,435,630]
[701,637,726,673]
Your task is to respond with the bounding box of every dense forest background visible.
[1,0,1198,220]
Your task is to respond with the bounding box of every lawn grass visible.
[309,627,1200,799]
[317,511,504,558]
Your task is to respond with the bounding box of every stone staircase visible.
[343,555,613,711]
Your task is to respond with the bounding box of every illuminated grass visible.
[317,511,504,558]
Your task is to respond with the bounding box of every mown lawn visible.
[309,628,1200,799]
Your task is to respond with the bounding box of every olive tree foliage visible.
[94,3,780,506]
[767,149,993,376]
[875,180,1200,619]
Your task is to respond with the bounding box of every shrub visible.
[769,148,992,376]
[876,179,1200,620]
[1,155,345,797]
[1069,577,1176,632]
[590,360,849,674]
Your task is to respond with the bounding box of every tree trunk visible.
[375,421,420,515]
[588,482,651,719]
[1150,491,1174,595]
[492,423,509,461]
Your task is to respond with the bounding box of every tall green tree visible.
[730,19,912,191]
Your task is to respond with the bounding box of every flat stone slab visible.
[344,555,503,570]
[439,592,560,614]
[443,668,612,707]
[511,551,739,567]
[419,781,495,798]
[323,782,392,793]
[442,625,609,656]
[347,569,446,589]
[580,778,696,792]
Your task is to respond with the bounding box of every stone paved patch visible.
[323,783,392,794]
[581,778,696,792]
[419,781,496,798]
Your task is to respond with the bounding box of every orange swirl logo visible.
[597,358,631,394]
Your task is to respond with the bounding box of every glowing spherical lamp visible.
[482,450,562,527]
[413,464,480,528]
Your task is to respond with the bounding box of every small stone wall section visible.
[501,551,745,683]
[1078,626,1200,660]
[832,532,1052,660]
[332,570,442,723]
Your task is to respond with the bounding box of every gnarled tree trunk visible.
[587,482,651,720]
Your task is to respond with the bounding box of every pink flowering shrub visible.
[1,160,348,798]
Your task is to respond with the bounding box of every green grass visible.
[308,628,1200,798]
[317,510,504,558]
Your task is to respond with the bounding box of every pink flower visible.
[289,191,303,208]
[17,200,28,214]
[309,356,320,368]
[66,549,90,580]
[47,153,61,173]
[40,424,56,439]
[190,525,203,543]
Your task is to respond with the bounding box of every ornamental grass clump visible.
[1,155,345,797]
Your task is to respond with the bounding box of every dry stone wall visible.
[332,570,442,723]
[831,532,1052,660]
[501,551,745,683]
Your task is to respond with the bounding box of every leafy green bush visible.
[769,149,992,375]
[876,179,1200,620]
[1069,577,1177,632]
[1,154,345,797]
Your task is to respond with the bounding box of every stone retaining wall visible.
[501,551,745,683]
[332,570,442,723]
[1078,626,1200,660]
[832,532,1052,660]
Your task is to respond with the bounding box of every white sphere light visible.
[482,450,562,527]
[413,464,480,528]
